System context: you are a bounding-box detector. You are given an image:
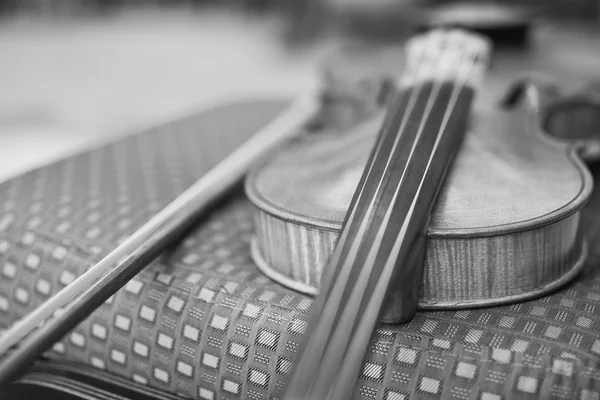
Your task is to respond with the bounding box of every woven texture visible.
[1,99,600,400]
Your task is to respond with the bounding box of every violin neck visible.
[284,30,491,400]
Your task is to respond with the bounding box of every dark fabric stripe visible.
[0,361,182,400]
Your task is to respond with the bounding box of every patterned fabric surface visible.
[1,99,600,400]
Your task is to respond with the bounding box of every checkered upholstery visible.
[1,99,600,400]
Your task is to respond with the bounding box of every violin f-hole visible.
[502,76,600,161]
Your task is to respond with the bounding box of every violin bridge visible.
[401,29,492,89]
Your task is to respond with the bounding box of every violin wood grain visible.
[246,83,592,309]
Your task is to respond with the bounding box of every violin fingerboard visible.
[284,29,490,400]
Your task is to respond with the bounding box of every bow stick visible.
[0,93,319,386]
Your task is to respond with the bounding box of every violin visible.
[245,30,600,398]
[0,25,599,399]
[247,41,600,313]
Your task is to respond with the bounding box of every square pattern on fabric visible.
[0,100,599,400]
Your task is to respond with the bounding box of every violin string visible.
[283,29,426,347]
[282,32,437,398]
[328,38,489,400]
[304,30,436,349]
[306,33,460,398]
[308,32,438,328]
[282,30,464,396]
[309,33,480,400]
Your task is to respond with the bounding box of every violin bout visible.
[246,81,595,313]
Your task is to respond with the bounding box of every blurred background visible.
[1,0,599,183]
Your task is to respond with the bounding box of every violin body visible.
[246,80,594,310]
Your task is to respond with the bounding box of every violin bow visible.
[283,30,491,400]
[0,93,320,386]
